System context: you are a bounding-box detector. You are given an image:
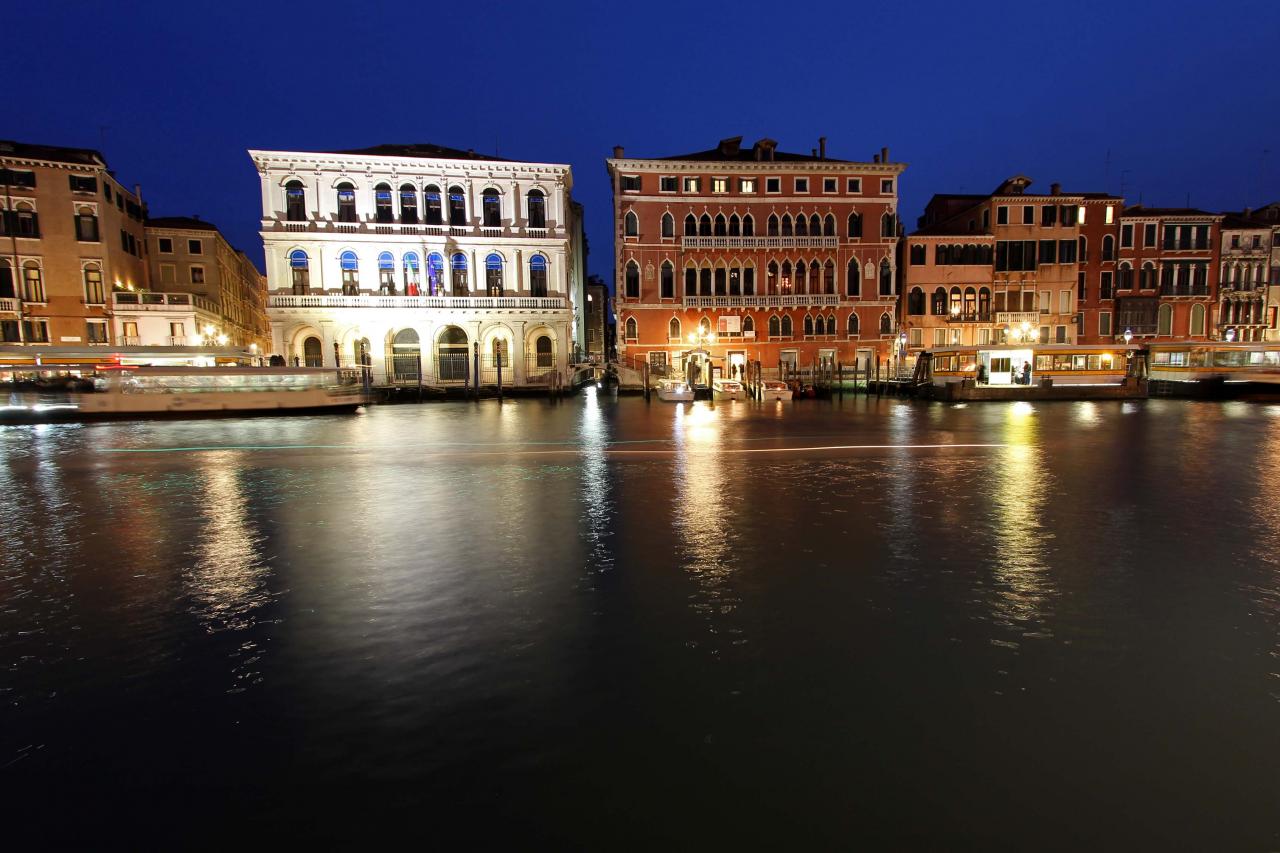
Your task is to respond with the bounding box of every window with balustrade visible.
[83,263,104,304]
[486,254,504,295]
[451,253,469,294]
[427,253,444,295]
[527,190,546,229]
[399,184,418,224]
[286,181,306,221]
[340,251,359,294]
[22,261,44,301]
[448,187,467,226]
[403,252,420,294]
[290,250,310,293]
[482,189,502,228]
[374,184,394,223]
[424,186,443,225]
[336,183,357,222]
[378,251,396,294]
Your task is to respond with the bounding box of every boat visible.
[760,380,793,401]
[655,378,694,402]
[712,379,744,400]
[1,366,367,422]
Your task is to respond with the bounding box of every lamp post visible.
[1123,328,1133,345]
[686,327,716,386]
[1226,328,1237,342]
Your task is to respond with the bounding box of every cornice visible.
[249,149,571,179]
[607,158,907,175]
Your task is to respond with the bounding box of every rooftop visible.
[613,136,898,165]
[331,143,512,162]
[0,139,105,168]
[146,215,219,233]
[1122,205,1217,218]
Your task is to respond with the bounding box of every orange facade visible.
[606,138,905,377]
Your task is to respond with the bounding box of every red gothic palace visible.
[606,136,906,380]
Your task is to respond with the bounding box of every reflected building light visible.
[187,453,269,634]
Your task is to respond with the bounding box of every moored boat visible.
[655,379,694,402]
[760,380,793,401]
[712,379,743,400]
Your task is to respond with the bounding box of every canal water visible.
[2,393,1278,848]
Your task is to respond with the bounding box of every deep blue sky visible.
[6,0,1279,279]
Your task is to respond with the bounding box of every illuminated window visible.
[336,182,357,222]
[740,178,756,193]
[86,320,108,344]
[427,252,444,295]
[451,253,468,295]
[424,185,443,225]
[289,249,309,294]
[83,263,104,304]
[378,251,396,294]
[683,177,700,193]
[1105,205,1114,224]
[340,251,359,295]
[399,184,417,223]
[486,253,504,295]
[712,178,729,193]
[447,186,466,226]
[403,252,420,293]
[526,189,546,228]
[482,189,501,227]
[529,255,548,297]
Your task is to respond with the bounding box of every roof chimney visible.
[873,154,880,164]
[717,137,742,157]
[819,137,827,160]
[613,145,624,159]
[1050,182,1061,195]
[811,148,817,158]
[881,147,889,163]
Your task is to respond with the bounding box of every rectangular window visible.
[933,328,947,346]
[169,322,185,337]
[158,237,173,253]
[86,320,108,344]
[659,176,677,193]
[909,244,926,265]
[1252,235,1261,249]
[1059,239,1078,263]
[1078,206,1087,225]
[620,175,641,192]
[1039,239,1057,264]
[1041,205,1057,226]
[1059,290,1071,314]
[739,178,756,194]
[1105,205,1114,224]
[711,177,729,194]
[1144,223,1156,247]
[1100,272,1113,300]
[847,178,861,193]
[190,265,205,284]
[0,320,17,343]
[69,174,98,193]
[1039,291,1051,314]
[823,178,838,194]
[75,212,99,242]
[1040,325,1050,342]
[765,177,781,194]
[881,179,894,194]
[1099,312,1112,336]
[1023,205,1034,225]
[0,169,36,188]
[1055,325,1067,343]
[188,239,203,254]
[22,319,50,343]
[996,205,1009,225]
[682,177,701,193]
[1121,223,1134,248]
[794,178,809,193]
[159,263,176,284]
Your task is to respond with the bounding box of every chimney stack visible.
[873,153,880,164]
[1050,182,1061,195]
[881,147,889,163]
[819,137,827,160]
[811,148,818,158]
[613,145,624,159]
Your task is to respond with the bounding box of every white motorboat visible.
[1,366,367,421]
[712,379,744,400]
[760,380,793,401]
[655,379,694,402]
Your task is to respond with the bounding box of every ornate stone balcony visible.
[269,294,566,310]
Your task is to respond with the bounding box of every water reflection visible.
[578,388,613,574]
[671,403,742,655]
[988,402,1055,633]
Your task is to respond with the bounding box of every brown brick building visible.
[1113,207,1221,342]
[0,140,148,346]
[606,137,905,379]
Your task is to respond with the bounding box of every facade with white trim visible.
[251,144,583,387]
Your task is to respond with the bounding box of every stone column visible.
[318,320,336,367]
[512,320,527,385]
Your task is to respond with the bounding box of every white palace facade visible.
[251,144,584,387]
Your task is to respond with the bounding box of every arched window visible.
[949,286,962,316]
[424,185,443,225]
[813,315,824,336]
[714,214,726,236]
[436,326,468,381]
[82,263,104,304]
[685,265,697,295]
[482,189,501,227]
[699,316,712,336]
[378,250,396,294]
[403,252,420,294]
[810,214,821,235]
[979,287,991,318]
[451,252,469,295]
[963,287,977,318]
[624,210,638,237]
[1079,236,1088,262]
[1141,262,1155,290]
[303,335,323,367]
[848,212,862,238]
[1190,303,1205,336]
[623,318,637,341]
[743,262,756,295]
[668,317,681,340]
[767,261,778,294]
[427,252,445,295]
[400,184,418,223]
[285,180,306,221]
[1157,303,1173,335]
[780,261,792,294]
[822,214,834,236]
[1118,262,1133,291]
[392,328,421,381]
[73,205,99,242]
[767,214,779,236]
[486,253,504,295]
[780,315,793,337]
[699,265,712,295]
[742,214,754,236]
[828,313,837,335]
[526,189,546,229]
[879,259,893,296]
[795,214,808,236]
[879,312,892,335]
[931,287,946,315]
[814,260,825,294]
[848,312,860,336]
[529,254,548,297]
[768,315,781,338]
[699,214,711,236]
[374,183,394,223]
[339,250,359,295]
[0,259,12,299]
[448,185,467,226]
[781,214,793,236]
[685,214,697,236]
[728,265,740,295]
[660,261,674,298]
[881,212,896,238]
[907,287,924,315]
[336,182,357,222]
[742,315,754,335]
[795,259,807,294]
[661,212,674,238]
[728,214,740,236]
[535,334,555,368]
[13,202,37,237]
[289,249,310,294]
[625,261,639,298]
[846,258,860,297]
[1102,234,1114,261]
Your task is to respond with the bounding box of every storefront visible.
[977,348,1034,385]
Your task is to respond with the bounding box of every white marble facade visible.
[250,145,582,385]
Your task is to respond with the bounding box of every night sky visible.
[7,0,1279,281]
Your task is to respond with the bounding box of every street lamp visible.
[1226,328,1237,342]
[1008,321,1039,343]
[1123,328,1133,345]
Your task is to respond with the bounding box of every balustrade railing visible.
[0,297,18,313]
[680,293,842,308]
[270,293,566,310]
[681,235,839,250]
